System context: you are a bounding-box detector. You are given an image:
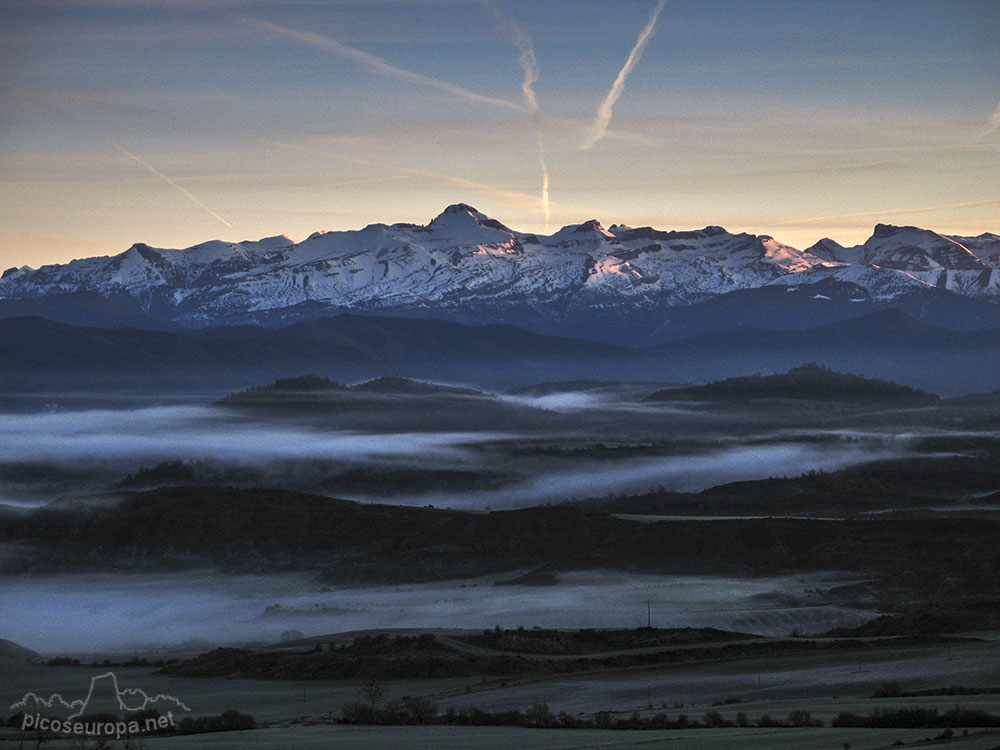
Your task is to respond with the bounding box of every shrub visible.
[787,710,823,727]
[873,681,903,698]
[757,713,788,728]
[341,702,376,724]
[703,711,733,728]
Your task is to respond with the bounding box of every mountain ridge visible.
[3,205,995,342]
[0,308,996,397]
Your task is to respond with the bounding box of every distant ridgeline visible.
[212,376,527,432]
[0,310,997,396]
[222,375,484,400]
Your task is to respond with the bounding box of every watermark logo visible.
[10,671,191,739]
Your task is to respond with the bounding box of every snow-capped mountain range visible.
[799,224,1000,297]
[2,204,998,336]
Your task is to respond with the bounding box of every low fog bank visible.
[498,392,610,412]
[0,391,230,415]
[399,441,908,509]
[0,402,921,509]
[0,405,506,507]
[0,406,500,464]
[0,570,875,654]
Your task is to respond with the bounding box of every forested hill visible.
[645,363,939,404]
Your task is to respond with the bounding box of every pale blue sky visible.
[1,0,997,266]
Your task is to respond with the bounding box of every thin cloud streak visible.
[237,13,524,113]
[327,174,413,188]
[583,0,667,150]
[763,142,1000,157]
[259,136,549,215]
[486,1,550,231]
[773,198,1000,226]
[108,140,232,228]
[12,82,554,219]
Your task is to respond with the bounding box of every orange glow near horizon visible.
[0,2,996,269]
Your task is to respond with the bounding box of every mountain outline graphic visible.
[10,672,191,720]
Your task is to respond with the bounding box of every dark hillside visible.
[1,487,997,598]
[645,363,939,404]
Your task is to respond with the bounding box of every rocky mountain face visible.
[1,205,997,340]
[805,225,1000,296]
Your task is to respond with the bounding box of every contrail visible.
[3,74,655,150]
[485,1,550,231]
[983,98,1000,137]
[583,0,667,150]
[108,140,232,228]
[772,198,1000,226]
[237,13,523,113]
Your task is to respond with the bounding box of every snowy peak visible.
[1,265,33,280]
[253,234,295,248]
[767,261,934,301]
[607,224,725,244]
[103,244,169,286]
[439,202,481,217]
[859,224,998,296]
[0,210,995,328]
[805,238,864,265]
[429,203,512,234]
[759,236,821,272]
[547,220,630,251]
[864,224,985,270]
[946,232,1000,267]
[573,219,612,236]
